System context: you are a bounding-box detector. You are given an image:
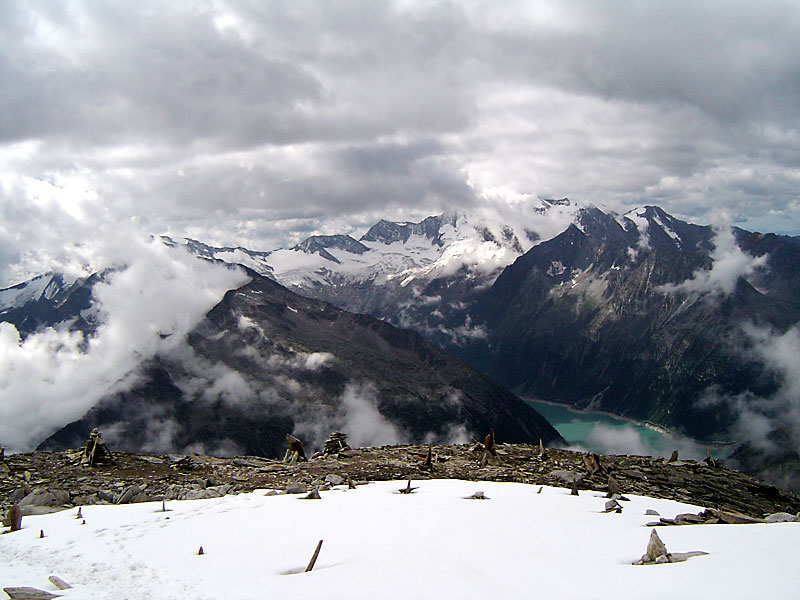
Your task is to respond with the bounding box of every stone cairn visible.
[322,432,351,456]
[81,428,113,467]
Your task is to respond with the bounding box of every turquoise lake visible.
[525,399,730,460]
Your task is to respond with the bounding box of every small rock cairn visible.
[322,432,351,456]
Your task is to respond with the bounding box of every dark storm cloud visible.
[1,0,799,282]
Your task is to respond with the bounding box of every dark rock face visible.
[39,271,562,458]
[456,207,800,442]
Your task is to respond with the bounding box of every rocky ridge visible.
[3,444,799,522]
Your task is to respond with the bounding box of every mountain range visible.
[3,199,800,488]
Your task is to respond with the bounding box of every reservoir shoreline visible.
[524,397,737,456]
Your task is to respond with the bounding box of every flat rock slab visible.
[3,587,62,599]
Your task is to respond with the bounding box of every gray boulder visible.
[19,489,70,508]
[765,512,799,523]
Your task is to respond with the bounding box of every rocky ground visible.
[3,443,800,523]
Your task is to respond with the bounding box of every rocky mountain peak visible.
[292,235,370,263]
[360,213,460,247]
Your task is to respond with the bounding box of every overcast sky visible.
[2,0,799,284]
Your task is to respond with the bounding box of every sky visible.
[2,0,800,285]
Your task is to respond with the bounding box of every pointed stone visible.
[301,489,321,500]
[2,588,61,599]
[197,546,204,555]
[644,529,668,562]
[7,504,22,532]
[606,475,620,498]
[47,577,71,591]
[582,453,600,475]
[464,491,489,500]
[423,446,433,469]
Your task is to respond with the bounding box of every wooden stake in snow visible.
[398,479,418,494]
[39,529,45,538]
[76,507,82,519]
[305,540,323,572]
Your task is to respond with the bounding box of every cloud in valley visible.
[659,213,768,298]
[698,322,800,487]
[0,238,249,451]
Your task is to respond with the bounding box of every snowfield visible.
[2,479,798,599]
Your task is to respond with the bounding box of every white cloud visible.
[0,236,249,451]
[659,214,767,298]
[339,382,407,449]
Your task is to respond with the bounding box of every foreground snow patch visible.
[2,480,798,599]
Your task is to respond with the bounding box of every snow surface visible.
[0,274,56,311]
[264,214,531,291]
[2,479,797,599]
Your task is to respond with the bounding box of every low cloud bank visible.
[659,214,767,299]
[701,323,800,488]
[0,236,249,451]
[572,422,712,462]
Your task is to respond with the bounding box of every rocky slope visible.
[3,444,799,522]
[37,270,562,458]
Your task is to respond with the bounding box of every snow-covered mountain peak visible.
[159,236,274,277]
[620,205,701,251]
[292,235,369,264]
[360,213,461,247]
[0,272,71,314]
